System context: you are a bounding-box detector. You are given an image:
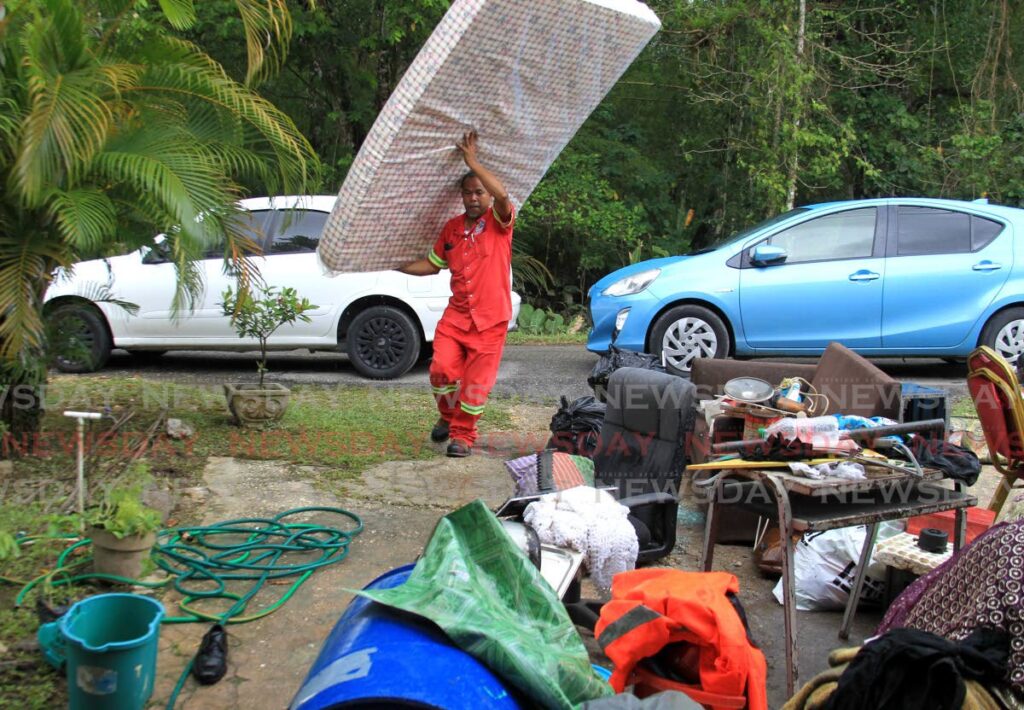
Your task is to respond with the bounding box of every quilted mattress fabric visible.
[318,0,660,273]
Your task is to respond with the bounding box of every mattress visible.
[317,0,660,273]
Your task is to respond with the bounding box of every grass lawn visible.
[0,373,518,708]
[505,331,588,346]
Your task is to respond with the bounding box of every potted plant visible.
[221,284,315,424]
[85,479,162,580]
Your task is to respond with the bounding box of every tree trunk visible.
[785,0,807,210]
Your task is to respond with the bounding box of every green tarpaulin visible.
[357,499,612,709]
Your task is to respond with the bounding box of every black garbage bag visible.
[588,345,666,401]
[547,395,606,457]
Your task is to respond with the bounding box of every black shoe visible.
[192,623,228,686]
[430,418,450,443]
[446,440,472,458]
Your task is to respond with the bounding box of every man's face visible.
[461,177,492,220]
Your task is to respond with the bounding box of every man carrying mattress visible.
[399,131,515,457]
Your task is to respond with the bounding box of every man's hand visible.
[456,131,480,167]
[455,130,512,223]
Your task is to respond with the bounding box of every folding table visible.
[699,467,976,696]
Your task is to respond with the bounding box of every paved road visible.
[98,345,970,402]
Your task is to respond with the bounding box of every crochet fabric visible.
[524,486,638,592]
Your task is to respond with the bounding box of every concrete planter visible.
[224,382,291,424]
[88,526,156,580]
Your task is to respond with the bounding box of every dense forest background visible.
[186,0,1024,315]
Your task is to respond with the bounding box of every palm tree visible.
[0,0,319,437]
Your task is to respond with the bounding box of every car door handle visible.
[848,270,879,282]
[972,260,1002,271]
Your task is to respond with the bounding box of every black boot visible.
[430,418,450,443]
[446,440,472,457]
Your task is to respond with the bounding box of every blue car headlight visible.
[602,268,661,297]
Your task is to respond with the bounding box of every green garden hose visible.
[8,506,364,709]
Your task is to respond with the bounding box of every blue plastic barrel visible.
[289,564,523,710]
[60,593,165,710]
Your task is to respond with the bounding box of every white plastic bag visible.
[772,524,900,611]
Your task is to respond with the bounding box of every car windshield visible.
[685,208,809,255]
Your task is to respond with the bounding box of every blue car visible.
[587,197,1024,374]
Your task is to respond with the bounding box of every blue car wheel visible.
[649,305,730,374]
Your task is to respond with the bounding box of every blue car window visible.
[896,206,971,256]
[971,215,1003,251]
[765,207,876,264]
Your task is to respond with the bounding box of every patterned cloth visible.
[505,451,596,496]
[318,0,660,273]
[877,519,1024,690]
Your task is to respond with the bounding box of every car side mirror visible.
[751,244,787,266]
[141,247,168,265]
[141,235,171,264]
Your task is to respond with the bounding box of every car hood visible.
[589,255,690,297]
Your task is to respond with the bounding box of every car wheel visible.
[51,304,111,373]
[346,306,421,379]
[980,307,1024,366]
[649,305,730,375]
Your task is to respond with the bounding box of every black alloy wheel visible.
[51,303,111,373]
[346,306,421,379]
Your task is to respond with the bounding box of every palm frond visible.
[131,52,318,194]
[234,0,292,86]
[0,227,73,358]
[16,5,142,203]
[0,99,22,161]
[47,187,118,253]
[156,0,197,30]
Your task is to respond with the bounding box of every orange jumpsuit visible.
[595,568,768,710]
[427,206,514,446]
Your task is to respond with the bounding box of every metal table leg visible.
[839,522,879,641]
[953,482,967,552]
[762,474,798,697]
[700,475,725,572]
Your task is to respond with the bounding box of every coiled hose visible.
[11,506,364,709]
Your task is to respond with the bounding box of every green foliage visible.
[517,303,568,336]
[178,0,1024,320]
[222,284,316,387]
[85,467,162,539]
[188,0,450,190]
[0,0,319,436]
[0,531,19,562]
[516,150,647,310]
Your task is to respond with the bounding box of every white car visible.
[44,196,521,379]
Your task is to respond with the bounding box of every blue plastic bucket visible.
[290,564,523,710]
[60,593,164,710]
